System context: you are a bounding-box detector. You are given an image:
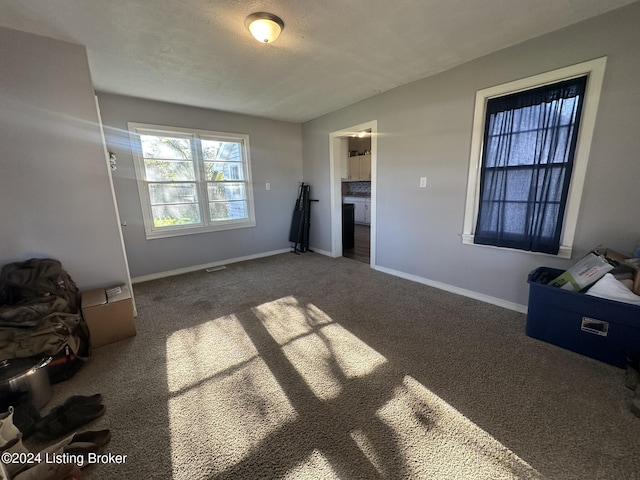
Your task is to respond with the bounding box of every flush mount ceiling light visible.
[245,12,284,44]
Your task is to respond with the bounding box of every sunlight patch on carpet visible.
[253,297,387,401]
[252,295,333,345]
[281,449,339,480]
[165,314,260,393]
[375,375,542,479]
[166,314,298,476]
[349,429,385,476]
[164,300,541,479]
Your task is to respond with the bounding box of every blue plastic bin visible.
[526,267,640,368]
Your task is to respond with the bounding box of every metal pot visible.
[0,357,52,409]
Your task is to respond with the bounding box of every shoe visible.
[34,404,106,442]
[0,433,28,454]
[17,430,110,480]
[33,394,104,442]
[62,394,102,407]
[65,465,83,480]
[11,393,41,439]
[1,433,31,478]
[0,406,29,478]
[13,460,77,480]
[0,407,21,448]
[37,394,103,428]
[40,429,111,456]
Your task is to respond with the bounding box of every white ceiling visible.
[0,0,637,123]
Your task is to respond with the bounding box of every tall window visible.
[474,76,587,254]
[462,58,606,258]
[129,123,255,239]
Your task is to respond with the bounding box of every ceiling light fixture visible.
[245,12,284,44]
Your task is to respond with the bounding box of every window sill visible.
[145,220,256,240]
[461,234,572,259]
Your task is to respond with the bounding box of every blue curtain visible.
[474,76,587,254]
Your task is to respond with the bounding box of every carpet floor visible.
[28,253,640,479]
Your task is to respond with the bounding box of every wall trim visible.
[373,265,528,314]
[310,245,527,313]
[133,245,528,313]
[308,246,333,257]
[131,248,291,284]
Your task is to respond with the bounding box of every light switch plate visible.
[266,182,271,190]
[419,177,427,188]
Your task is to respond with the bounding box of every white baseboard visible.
[131,248,291,284]
[308,247,526,313]
[308,246,334,257]
[132,248,528,314]
[373,264,528,314]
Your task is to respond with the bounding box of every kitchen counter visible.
[342,193,370,199]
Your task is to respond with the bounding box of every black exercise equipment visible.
[289,183,317,254]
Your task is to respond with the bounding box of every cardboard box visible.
[81,285,136,348]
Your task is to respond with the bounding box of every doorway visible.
[343,223,371,263]
[329,120,377,267]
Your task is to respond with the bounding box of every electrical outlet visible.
[419,177,427,188]
[266,182,271,190]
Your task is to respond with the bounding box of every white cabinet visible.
[347,154,371,181]
[359,154,371,181]
[354,199,366,224]
[344,196,370,225]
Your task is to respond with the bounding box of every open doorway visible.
[329,120,377,267]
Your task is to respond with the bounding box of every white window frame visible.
[128,122,256,240]
[462,57,607,258]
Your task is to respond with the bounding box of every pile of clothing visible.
[0,259,90,385]
[0,260,103,479]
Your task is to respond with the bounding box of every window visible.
[128,123,255,239]
[462,58,607,258]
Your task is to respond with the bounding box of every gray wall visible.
[302,3,640,307]
[97,93,303,279]
[3,4,637,307]
[0,26,130,291]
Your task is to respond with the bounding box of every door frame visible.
[328,120,377,266]
[95,96,137,315]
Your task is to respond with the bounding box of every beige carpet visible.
[28,253,640,479]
